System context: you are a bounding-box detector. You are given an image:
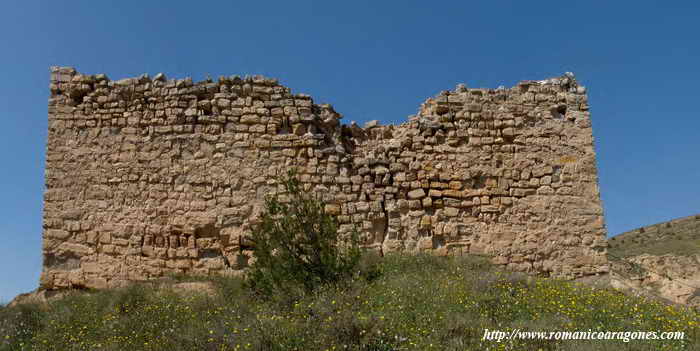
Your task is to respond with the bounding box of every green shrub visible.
[356,250,384,283]
[105,283,151,316]
[246,169,362,298]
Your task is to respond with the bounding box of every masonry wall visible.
[41,67,608,290]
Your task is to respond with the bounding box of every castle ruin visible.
[41,67,608,290]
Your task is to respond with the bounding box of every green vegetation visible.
[1,254,698,350]
[247,169,361,300]
[608,214,700,258]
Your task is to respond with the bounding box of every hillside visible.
[608,214,700,258]
[2,253,697,350]
[607,214,700,308]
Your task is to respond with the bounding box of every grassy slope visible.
[1,254,698,351]
[608,214,700,259]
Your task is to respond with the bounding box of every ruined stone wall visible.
[41,66,608,290]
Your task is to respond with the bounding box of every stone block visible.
[47,229,71,240]
[443,207,460,217]
[240,114,260,124]
[418,237,433,250]
[324,204,341,215]
[407,188,426,199]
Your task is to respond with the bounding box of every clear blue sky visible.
[1,1,698,303]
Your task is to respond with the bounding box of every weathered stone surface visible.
[9,279,223,308]
[610,254,700,308]
[606,214,700,306]
[7,289,77,308]
[40,67,607,290]
[407,189,427,199]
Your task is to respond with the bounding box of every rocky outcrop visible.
[610,254,700,308]
[40,67,607,291]
[8,280,220,308]
[7,289,78,308]
[607,214,700,307]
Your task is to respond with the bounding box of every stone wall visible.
[41,66,608,290]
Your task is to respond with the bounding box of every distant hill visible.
[608,214,700,258]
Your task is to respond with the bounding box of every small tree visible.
[247,169,361,298]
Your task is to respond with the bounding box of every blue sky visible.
[1,1,698,303]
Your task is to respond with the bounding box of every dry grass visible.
[608,214,700,258]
